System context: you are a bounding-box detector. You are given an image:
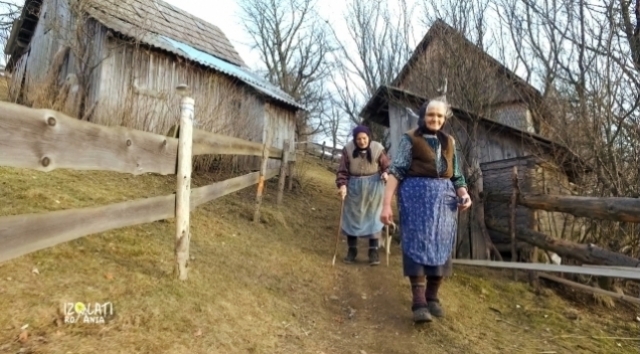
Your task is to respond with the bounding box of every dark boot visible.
[343,236,358,264]
[343,247,357,263]
[368,238,380,266]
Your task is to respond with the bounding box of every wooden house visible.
[360,85,587,259]
[4,0,303,171]
[359,20,590,260]
[390,19,556,139]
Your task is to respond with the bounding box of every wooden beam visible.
[0,170,281,265]
[253,134,272,222]
[538,273,640,306]
[190,168,279,208]
[276,141,290,206]
[509,166,518,280]
[0,194,176,265]
[0,101,178,175]
[486,220,640,267]
[486,193,640,223]
[192,129,283,159]
[452,259,640,280]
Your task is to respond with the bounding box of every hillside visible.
[0,153,638,353]
[0,73,637,354]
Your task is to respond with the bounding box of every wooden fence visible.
[0,91,296,280]
[463,166,640,305]
[299,141,342,161]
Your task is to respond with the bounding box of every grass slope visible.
[0,75,636,354]
[0,158,637,354]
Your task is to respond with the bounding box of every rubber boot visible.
[368,238,380,266]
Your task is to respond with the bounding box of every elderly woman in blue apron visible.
[380,99,472,323]
[336,125,391,266]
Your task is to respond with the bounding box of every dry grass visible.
[0,76,637,353]
[0,157,637,354]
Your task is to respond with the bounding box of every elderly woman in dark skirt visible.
[336,125,391,266]
[380,99,472,323]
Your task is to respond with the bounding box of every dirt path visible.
[0,158,636,354]
[304,159,637,354]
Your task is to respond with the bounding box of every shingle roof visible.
[7,0,304,110]
[83,0,303,109]
[85,0,245,67]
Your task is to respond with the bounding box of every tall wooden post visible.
[509,166,519,281]
[253,134,271,222]
[277,141,290,206]
[287,138,296,192]
[174,87,194,281]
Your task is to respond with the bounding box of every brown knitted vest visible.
[406,128,455,178]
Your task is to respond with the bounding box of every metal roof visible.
[158,36,305,110]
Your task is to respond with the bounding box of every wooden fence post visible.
[277,141,290,206]
[175,89,194,281]
[509,166,519,281]
[253,135,271,222]
[287,139,296,192]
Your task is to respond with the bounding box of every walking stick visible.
[331,197,346,267]
[384,222,397,267]
[380,174,396,267]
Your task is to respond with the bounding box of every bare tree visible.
[421,0,493,50]
[320,97,348,158]
[0,0,21,64]
[490,0,640,293]
[329,0,415,147]
[238,0,334,141]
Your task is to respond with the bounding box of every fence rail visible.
[478,166,640,305]
[0,91,295,280]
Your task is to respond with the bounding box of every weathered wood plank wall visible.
[9,0,298,172]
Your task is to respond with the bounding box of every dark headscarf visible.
[416,101,450,152]
[352,125,373,163]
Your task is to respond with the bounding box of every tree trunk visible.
[486,220,640,267]
[485,193,640,223]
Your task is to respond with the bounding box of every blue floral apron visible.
[398,177,458,266]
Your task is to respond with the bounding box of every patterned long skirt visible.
[341,174,385,239]
[398,177,458,277]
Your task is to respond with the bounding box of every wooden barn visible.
[4,0,303,171]
[360,85,586,260]
[359,19,590,260]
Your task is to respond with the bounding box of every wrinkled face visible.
[425,103,446,131]
[355,132,370,149]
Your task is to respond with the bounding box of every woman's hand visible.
[381,172,389,183]
[457,188,472,211]
[380,204,394,225]
[338,185,347,199]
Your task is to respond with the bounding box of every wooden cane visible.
[385,222,396,267]
[385,224,390,266]
[331,197,346,266]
